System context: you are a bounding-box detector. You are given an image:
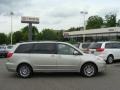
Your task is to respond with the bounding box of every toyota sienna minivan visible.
[5,41,106,78]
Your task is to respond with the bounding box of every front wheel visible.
[81,63,97,77]
[17,64,32,78]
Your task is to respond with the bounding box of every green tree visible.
[0,33,7,44]
[67,27,84,32]
[117,19,120,27]
[56,30,64,41]
[21,26,39,41]
[41,29,58,40]
[86,15,103,29]
[105,14,116,27]
[36,32,43,40]
[6,33,11,44]
[67,27,76,31]
[13,31,23,43]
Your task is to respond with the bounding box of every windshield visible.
[7,46,13,49]
[0,46,6,49]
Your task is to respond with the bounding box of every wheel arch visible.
[80,61,98,73]
[16,62,33,72]
[107,54,114,59]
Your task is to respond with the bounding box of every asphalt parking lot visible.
[1,59,120,90]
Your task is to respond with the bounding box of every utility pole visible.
[10,12,14,45]
[80,11,88,43]
[29,23,32,41]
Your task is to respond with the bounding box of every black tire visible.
[81,63,97,77]
[17,64,32,78]
[106,55,114,64]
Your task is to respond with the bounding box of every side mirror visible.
[73,51,79,55]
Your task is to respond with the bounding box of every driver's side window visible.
[57,44,79,55]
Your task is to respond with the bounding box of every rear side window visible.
[89,43,102,49]
[15,44,33,53]
[31,43,56,54]
[105,43,120,49]
[82,43,90,49]
[105,43,113,48]
[113,43,120,48]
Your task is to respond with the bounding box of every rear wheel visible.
[106,55,114,64]
[81,63,97,77]
[17,64,32,78]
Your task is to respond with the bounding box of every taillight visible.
[96,48,104,52]
[7,52,13,58]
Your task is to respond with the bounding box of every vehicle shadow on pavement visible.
[7,72,106,79]
[32,72,81,78]
[29,72,106,78]
[95,72,106,77]
[33,72,106,78]
[112,60,120,68]
[113,60,120,64]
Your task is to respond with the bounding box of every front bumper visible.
[5,62,17,72]
[97,54,107,61]
[97,63,106,72]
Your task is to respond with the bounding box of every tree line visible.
[0,26,64,44]
[68,13,119,31]
[86,14,117,29]
[0,13,119,44]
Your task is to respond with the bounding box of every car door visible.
[30,43,57,72]
[56,43,82,72]
[104,43,118,59]
[112,43,120,59]
[117,43,120,59]
[105,43,120,60]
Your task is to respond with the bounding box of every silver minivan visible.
[6,41,106,78]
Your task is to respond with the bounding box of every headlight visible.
[96,56,106,64]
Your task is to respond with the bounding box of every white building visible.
[63,27,120,42]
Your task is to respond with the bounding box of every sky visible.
[0,0,120,34]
